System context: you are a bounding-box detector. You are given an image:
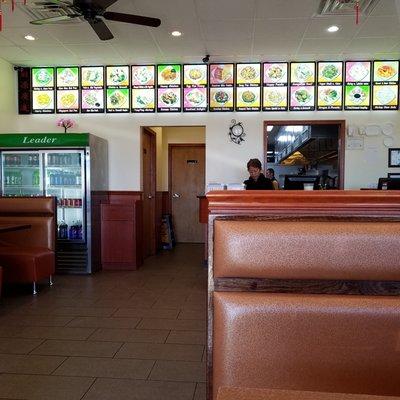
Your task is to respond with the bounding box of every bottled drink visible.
[76,221,82,240]
[28,155,33,166]
[69,221,76,240]
[59,221,68,239]
[76,173,81,185]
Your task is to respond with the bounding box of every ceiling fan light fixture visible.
[24,34,36,40]
[171,30,182,37]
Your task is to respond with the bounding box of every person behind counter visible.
[265,168,280,190]
[244,159,273,190]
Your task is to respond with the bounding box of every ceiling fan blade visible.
[73,0,117,9]
[103,11,161,27]
[87,17,114,40]
[30,14,79,24]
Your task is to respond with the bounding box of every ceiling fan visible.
[29,0,161,41]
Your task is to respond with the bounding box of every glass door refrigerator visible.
[0,133,108,274]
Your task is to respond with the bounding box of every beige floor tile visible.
[31,339,122,357]
[0,316,74,327]
[0,338,44,354]
[113,307,179,319]
[149,360,206,382]
[88,328,169,343]
[178,309,206,320]
[49,307,117,317]
[82,378,195,400]
[66,316,140,329]
[194,383,206,400]
[137,318,206,331]
[166,330,206,345]
[12,326,96,340]
[0,354,66,374]
[116,343,204,361]
[0,374,94,400]
[53,356,154,379]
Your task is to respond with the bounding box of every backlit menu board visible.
[157,65,181,112]
[131,65,155,113]
[317,62,343,111]
[106,66,130,113]
[183,64,208,112]
[80,66,104,113]
[263,63,288,111]
[290,62,315,111]
[235,63,261,111]
[32,67,55,114]
[56,67,79,114]
[344,61,371,110]
[209,63,234,112]
[372,61,399,110]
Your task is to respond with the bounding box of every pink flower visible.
[57,118,75,131]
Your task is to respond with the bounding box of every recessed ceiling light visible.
[327,25,339,33]
[24,35,36,41]
[171,31,182,37]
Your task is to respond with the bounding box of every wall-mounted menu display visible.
[344,61,371,110]
[209,64,234,112]
[106,66,130,113]
[157,65,181,112]
[56,67,79,114]
[263,63,288,111]
[290,62,315,111]
[131,65,155,113]
[372,61,399,110]
[317,62,343,111]
[32,67,55,114]
[236,63,261,111]
[80,66,104,113]
[183,64,208,112]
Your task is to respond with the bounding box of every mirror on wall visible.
[264,121,345,190]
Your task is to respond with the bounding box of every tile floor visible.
[0,244,207,400]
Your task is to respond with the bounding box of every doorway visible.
[141,127,156,257]
[169,144,205,243]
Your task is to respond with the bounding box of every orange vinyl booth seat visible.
[209,218,400,399]
[0,197,56,295]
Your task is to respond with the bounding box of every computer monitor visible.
[387,178,400,190]
[284,175,320,190]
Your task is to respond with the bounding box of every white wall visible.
[1,59,399,190]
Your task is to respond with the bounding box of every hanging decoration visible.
[229,119,246,145]
[0,0,27,31]
[355,0,360,24]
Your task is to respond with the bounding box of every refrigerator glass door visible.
[2,151,43,196]
[44,150,86,242]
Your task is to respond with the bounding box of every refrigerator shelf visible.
[47,185,82,188]
[47,165,82,169]
[4,165,40,169]
[4,185,40,189]
[58,206,83,209]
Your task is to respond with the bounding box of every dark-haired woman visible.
[243,158,273,190]
[266,168,280,190]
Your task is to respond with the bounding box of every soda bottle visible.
[60,221,68,239]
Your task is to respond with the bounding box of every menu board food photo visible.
[131,65,155,113]
[209,64,234,111]
[263,63,288,111]
[236,63,261,111]
[81,66,104,113]
[344,61,371,110]
[157,65,181,112]
[56,67,79,113]
[106,66,130,113]
[372,61,399,110]
[183,64,208,112]
[290,62,315,111]
[317,62,343,111]
[32,67,55,114]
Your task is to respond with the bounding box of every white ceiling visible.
[0,0,399,66]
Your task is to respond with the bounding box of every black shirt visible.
[244,173,273,190]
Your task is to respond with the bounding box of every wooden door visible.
[142,128,156,257]
[170,144,205,243]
